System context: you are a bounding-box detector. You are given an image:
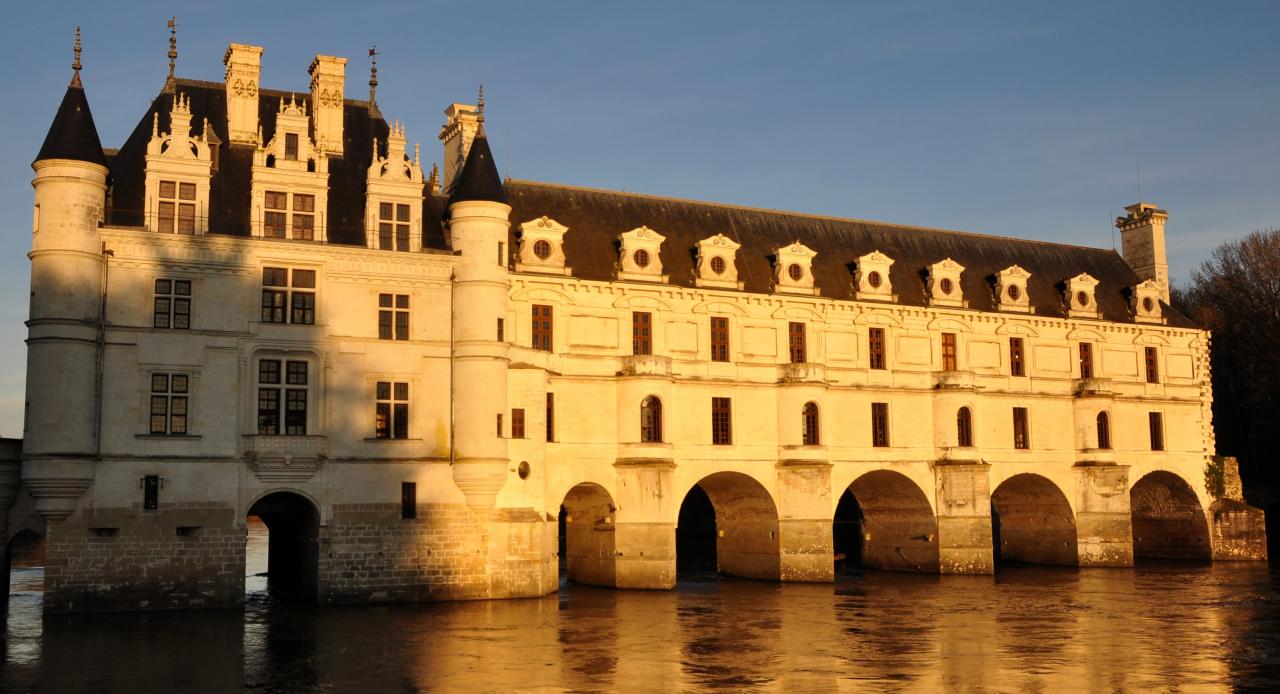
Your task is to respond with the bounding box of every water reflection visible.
[4,561,1280,691]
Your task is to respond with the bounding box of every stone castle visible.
[1,31,1266,613]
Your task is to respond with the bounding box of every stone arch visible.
[677,471,780,581]
[246,490,321,602]
[559,483,617,587]
[834,469,939,573]
[1130,471,1211,561]
[4,527,45,604]
[991,473,1078,566]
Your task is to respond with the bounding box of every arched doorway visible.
[246,491,320,602]
[5,528,44,612]
[833,470,939,574]
[559,483,617,587]
[676,472,780,581]
[1130,471,1211,561]
[991,474,1077,567]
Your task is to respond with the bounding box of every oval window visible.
[517,461,531,480]
[788,263,804,281]
[633,249,651,269]
[1076,290,1090,307]
[1142,297,1155,312]
[868,271,882,289]
[710,256,726,275]
[939,278,954,295]
[1007,284,1021,301]
[533,239,552,260]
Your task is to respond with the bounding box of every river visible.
[3,522,1279,692]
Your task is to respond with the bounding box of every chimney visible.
[223,43,263,145]
[1115,202,1170,304]
[438,102,480,192]
[309,55,347,156]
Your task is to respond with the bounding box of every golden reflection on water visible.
[4,552,1278,692]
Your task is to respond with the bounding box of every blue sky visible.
[1,1,1278,437]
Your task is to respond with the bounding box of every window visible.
[261,268,316,325]
[153,279,191,329]
[1079,342,1094,379]
[1096,411,1111,450]
[533,239,552,260]
[1149,412,1165,451]
[496,413,504,438]
[871,402,890,447]
[710,256,726,274]
[378,294,409,340]
[375,381,409,439]
[1009,337,1025,377]
[633,249,651,268]
[788,322,806,363]
[144,475,159,511]
[263,190,317,241]
[497,318,505,342]
[532,304,553,351]
[258,359,308,435]
[546,392,555,442]
[633,312,652,355]
[149,373,189,435]
[157,180,196,234]
[803,402,820,446]
[378,202,411,251]
[401,482,417,519]
[1144,346,1159,384]
[868,327,887,370]
[957,407,973,447]
[512,408,526,439]
[941,332,957,371]
[711,316,729,362]
[711,397,732,445]
[285,133,299,160]
[641,396,662,443]
[788,263,803,281]
[1012,407,1030,450]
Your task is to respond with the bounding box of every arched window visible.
[640,396,663,443]
[1096,411,1111,450]
[802,402,820,445]
[957,407,973,447]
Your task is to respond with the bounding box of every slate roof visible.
[93,77,1190,327]
[34,83,107,167]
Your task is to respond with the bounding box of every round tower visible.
[24,30,109,521]
[447,98,512,510]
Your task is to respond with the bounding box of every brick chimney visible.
[223,44,263,145]
[438,102,480,192]
[1115,202,1170,304]
[308,55,347,156]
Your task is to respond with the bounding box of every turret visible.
[1115,202,1170,304]
[25,28,109,521]
[448,89,512,510]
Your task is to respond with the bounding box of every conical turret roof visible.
[448,126,506,206]
[34,82,107,167]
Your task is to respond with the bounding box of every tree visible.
[1173,228,1280,506]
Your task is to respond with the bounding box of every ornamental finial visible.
[368,45,379,106]
[70,26,83,87]
[165,17,178,91]
[477,83,485,123]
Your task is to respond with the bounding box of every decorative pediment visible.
[365,122,425,251]
[1065,273,1100,318]
[854,250,895,301]
[253,95,329,175]
[143,93,214,235]
[774,241,819,296]
[927,257,966,307]
[695,234,742,289]
[996,265,1032,313]
[516,216,572,275]
[1131,279,1164,324]
[617,226,667,283]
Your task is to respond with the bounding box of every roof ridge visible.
[172,77,376,109]
[505,177,1118,256]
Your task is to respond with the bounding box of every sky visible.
[0,1,1278,437]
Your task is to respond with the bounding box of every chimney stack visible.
[1115,202,1170,304]
[223,43,263,145]
[309,55,347,156]
[438,102,480,192]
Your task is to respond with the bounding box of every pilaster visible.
[1073,463,1134,567]
[612,459,675,589]
[934,461,994,574]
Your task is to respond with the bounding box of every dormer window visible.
[251,96,329,242]
[996,265,1032,313]
[145,93,213,235]
[774,242,818,295]
[695,234,742,289]
[854,250,895,301]
[617,226,667,283]
[378,203,411,251]
[365,123,424,253]
[1131,279,1164,324]
[516,216,571,275]
[928,258,966,307]
[1065,273,1099,318]
[158,181,197,234]
[285,133,299,160]
[263,191,315,240]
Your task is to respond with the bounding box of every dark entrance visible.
[1130,471,1211,561]
[4,529,44,611]
[246,492,320,602]
[676,484,717,575]
[832,489,862,575]
[990,474,1078,567]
